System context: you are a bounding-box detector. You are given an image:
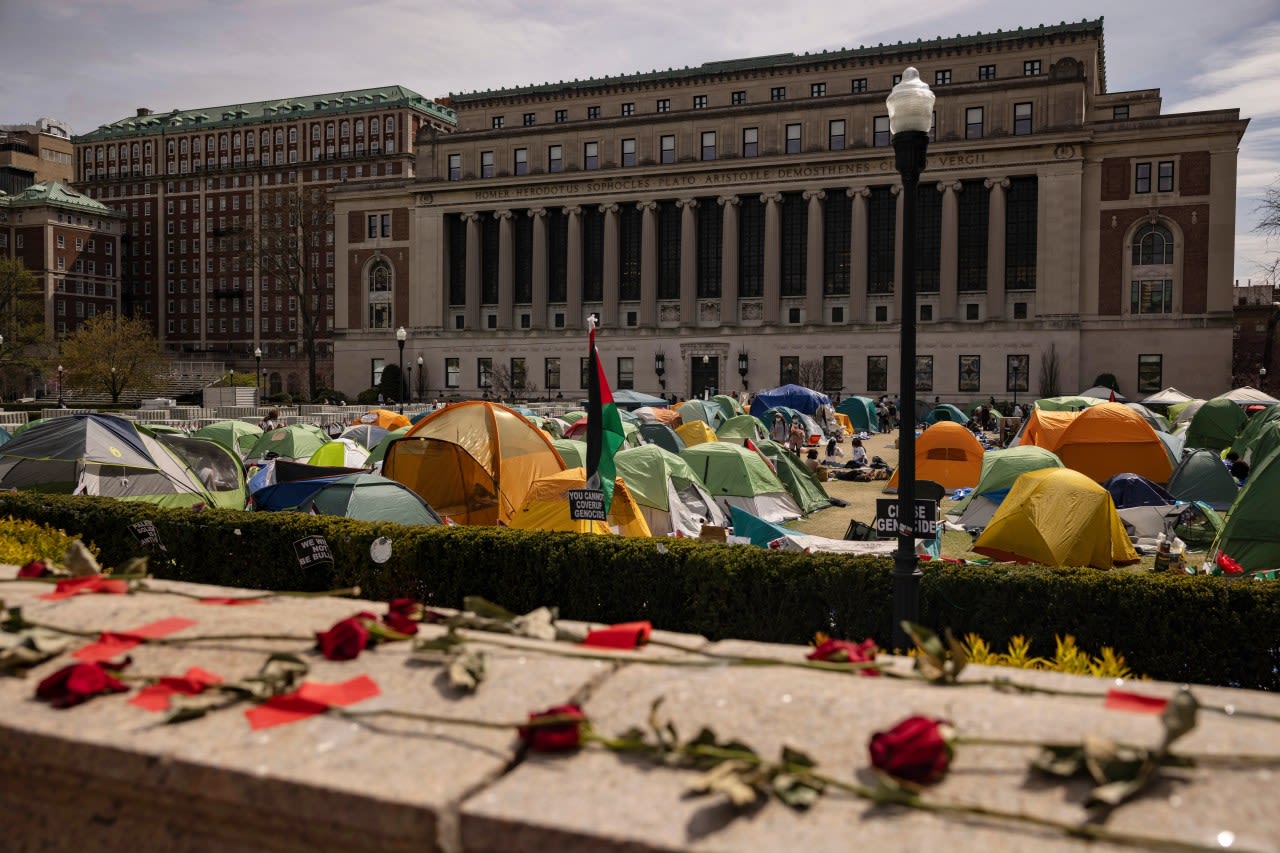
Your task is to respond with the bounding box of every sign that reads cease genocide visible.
[874,499,939,539]
[567,488,607,522]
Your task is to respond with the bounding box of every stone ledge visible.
[0,568,1277,852]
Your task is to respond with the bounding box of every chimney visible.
[136,107,152,117]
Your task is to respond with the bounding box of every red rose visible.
[18,559,52,578]
[807,638,879,675]
[518,704,587,752]
[382,611,419,636]
[315,614,374,661]
[36,661,130,708]
[868,716,953,787]
[387,598,419,619]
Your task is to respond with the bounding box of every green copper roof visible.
[75,85,456,142]
[450,18,1106,102]
[0,181,122,216]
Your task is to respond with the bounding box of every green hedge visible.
[2,492,1276,690]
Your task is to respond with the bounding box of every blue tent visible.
[749,384,831,417]
[1103,472,1175,509]
[252,476,343,511]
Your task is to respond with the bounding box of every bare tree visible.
[797,359,825,391]
[1037,343,1061,399]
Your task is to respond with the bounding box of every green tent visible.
[154,433,248,510]
[836,396,879,433]
[716,414,768,443]
[245,424,329,462]
[1184,398,1246,452]
[1211,446,1280,572]
[1229,404,1280,461]
[551,438,585,468]
[194,420,263,459]
[710,394,745,420]
[924,403,969,425]
[297,473,442,525]
[1124,402,1171,434]
[614,444,728,535]
[679,441,801,523]
[1168,399,1206,425]
[677,399,728,430]
[1033,396,1106,412]
[950,446,1064,518]
[367,425,410,467]
[638,422,684,455]
[754,439,831,515]
[1166,448,1239,511]
[1243,421,1280,474]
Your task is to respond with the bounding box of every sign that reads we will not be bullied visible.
[874,499,939,539]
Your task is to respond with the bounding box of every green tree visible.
[59,314,171,404]
[0,258,50,399]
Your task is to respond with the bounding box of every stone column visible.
[761,192,782,324]
[939,181,960,321]
[677,198,698,327]
[529,208,547,329]
[804,189,825,325]
[638,200,658,327]
[986,177,1009,320]
[891,185,904,322]
[463,211,481,330]
[601,202,620,327]
[565,205,582,328]
[719,195,740,323]
[849,187,869,322]
[495,209,513,330]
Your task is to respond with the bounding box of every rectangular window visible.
[491,116,504,129]
[1135,162,1152,194]
[742,127,759,157]
[367,215,378,239]
[616,357,634,390]
[963,107,984,139]
[1158,161,1175,192]
[587,106,600,120]
[822,356,842,393]
[381,213,391,238]
[554,109,567,123]
[620,102,635,117]
[779,356,799,386]
[660,134,675,165]
[480,151,494,178]
[545,356,560,390]
[873,115,890,147]
[979,64,996,81]
[828,119,846,151]
[445,357,459,388]
[770,86,786,101]
[693,95,707,110]
[810,82,826,97]
[920,304,933,322]
[584,141,599,170]
[915,355,934,392]
[934,69,952,86]
[548,144,563,173]
[478,358,492,388]
[1138,354,1163,393]
[621,138,636,167]
[700,131,716,161]
[514,147,528,176]
[1007,354,1030,394]
[580,357,590,389]
[523,112,536,126]
[1024,60,1041,76]
[1013,102,1032,135]
[1013,301,1028,319]
[656,98,670,113]
[958,355,981,392]
[731,90,746,105]
[1113,105,1130,120]
[785,123,801,154]
[867,356,888,393]
[852,78,867,93]
[1131,279,1174,314]
[892,73,902,85]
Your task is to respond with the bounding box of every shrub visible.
[0,515,98,565]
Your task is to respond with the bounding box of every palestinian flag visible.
[585,318,626,515]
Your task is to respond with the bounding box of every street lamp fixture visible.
[254,347,263,400]
[57,364,65,408]
[395,326,407,414]
[738,351,749,390]
[654,351,666,391]
[417,355,424,402]
[887,66,935,651]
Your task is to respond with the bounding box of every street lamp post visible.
[254,347,262,402]
[888,67,935,651]
[654,352,666,392]
[57,364,65,408]
[395,326,407,414]
[738,351,750,390]
[417,355,424,402]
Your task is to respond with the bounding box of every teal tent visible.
[1166,449,1239,511]
[297,474,442,525]
[924,403,969,425]
[836,396,879,433]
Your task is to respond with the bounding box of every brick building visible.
[330,19,1246,403]
[0,118,74,196]
[71,87,455,395]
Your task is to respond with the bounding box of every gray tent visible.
[1166,448,1239,511]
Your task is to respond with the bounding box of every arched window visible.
[355,119,364,135]
[131,143,139,158]
[1126,221,1179,316]
[274,129,283,144]
[385,117,394,133]
[144,142,152,156]
[261,130,269,145]
[340,120,350,137]
[368,259,393,328]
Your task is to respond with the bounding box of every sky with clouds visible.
[2,0,1277,283]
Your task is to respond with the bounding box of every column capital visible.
[563,205,582,216]
[599,202,620,215]
[846,186,871,199]
[676,197,699,209]
[460,212,481,223]
[718,195,740,207]
[890,184,902,196]
[802,189,826,201]
[636,200,659,212]
[984,176,1011,191]
[528,207,547,219]
[938,181,963,194]
[493,209,513,221]
[760,191,783,204]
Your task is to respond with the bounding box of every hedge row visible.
[2,492,1276,690]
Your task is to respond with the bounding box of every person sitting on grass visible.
[848,437,869,468]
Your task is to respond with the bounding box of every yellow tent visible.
[973,468,1139,569]
[508,467,652,537]
[675,420,719,447]
[383,401,564,526]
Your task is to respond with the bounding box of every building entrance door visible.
[691,357,719,399]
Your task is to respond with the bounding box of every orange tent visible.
[884,421,984,493]
[382,401,565,526]
[352,409,411,429]
[1039,402,1172,484]
[1018,408,1077,450]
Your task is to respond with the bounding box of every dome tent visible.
[748,384,831,417]
[947,445,1063,529]
[614,444,728,536]
[680,441,802,523]
[508,467,651,537]
[1165,449,1240,511]
[1183,398,1247,452]
[884,421,984,493]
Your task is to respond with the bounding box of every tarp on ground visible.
[748,384,831,417]
[1184,397,1247,452]
[1103,472,1175,508]
[0,413,215,508]
[638,422,685,455]
[836,396,879,434]
[680,441,802,523]
[508,467,651,537]
[614,444,728,536]
[884,421,984,493]
[675,419,719,447]
[949,445,1063,519]
[1039,402,1173,484]
[728,505,897,555]
[716,414,768,443]
[384,400,565,526]
[1165,448,1240,511]
[923,403,969,425]
[297,473,442,526]
[193,420,263,459]
[754,439,831,515]
[973,468,1140,569]
[1210,445,1280,572]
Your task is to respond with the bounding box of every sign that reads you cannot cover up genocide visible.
[567,488,607,522]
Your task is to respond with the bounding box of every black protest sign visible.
[293,535,334,570]
[567,488,607,522]
[128,519,168,553]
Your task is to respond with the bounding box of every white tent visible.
[1215,386,1280,405]
[1140,386,1194,407]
